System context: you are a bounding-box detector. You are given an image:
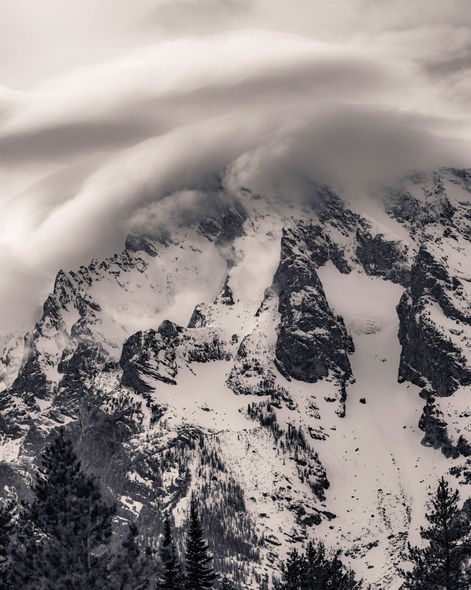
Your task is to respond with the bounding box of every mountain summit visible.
[2,167,471,588]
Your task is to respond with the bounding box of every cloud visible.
[0,15,470,332]
[0,32,395,169]
[220,105,471,204]
[19,112,276,266]
[148,0,251,36]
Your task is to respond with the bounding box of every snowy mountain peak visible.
[3,167,471,587]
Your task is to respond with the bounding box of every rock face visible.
[120,326,181,391]
[6,167,471,588]
[120,320,231,392]
[272,224,354,396]
[388,171,471,457]
[397,251,471,399]
[355,218,412,286]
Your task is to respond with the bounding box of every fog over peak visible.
[0,2,471,333]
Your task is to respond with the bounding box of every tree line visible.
[0,430,219,590]
[0,430,365,589]
[398,476,471,590]
[277,476,471,590]
[2,430,469,589]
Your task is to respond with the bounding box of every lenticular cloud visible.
[0,28,470,333]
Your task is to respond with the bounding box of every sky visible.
[1,0,471,333]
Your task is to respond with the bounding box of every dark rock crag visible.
[120,320,231,393]
[397,246,471,398]
[272,224,354,400]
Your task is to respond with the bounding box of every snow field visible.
[316,263,471,587]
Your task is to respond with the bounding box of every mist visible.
[0,2,471,333]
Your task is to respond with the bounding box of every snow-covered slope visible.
[3,167,471,588]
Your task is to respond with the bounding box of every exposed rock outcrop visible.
[272,224,354,393]
[418,395,460,459]
[120,323,181,391]
[120,319,231,392]
[355,218,412,286]
[125,235,159,257]
[397,247,471,398]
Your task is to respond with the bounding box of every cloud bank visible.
[1,2,471,332]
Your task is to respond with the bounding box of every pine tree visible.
[306,540,360,590]
[9,429,116,590]
[109,522,159,590]
[281,548,307,590]
[220,575,237,590]
[277,540,362,590]
[184,496,217,590]
[158,512,184,590]
[399,477,471,590]
[0,498,16,590]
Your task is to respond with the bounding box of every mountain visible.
[2,167,471,588]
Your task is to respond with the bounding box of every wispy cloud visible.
[0,3,471,332]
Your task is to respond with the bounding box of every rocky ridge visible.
[2,169,471,587]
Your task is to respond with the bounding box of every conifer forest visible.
[1,432,471,589]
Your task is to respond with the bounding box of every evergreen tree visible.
[9,429,116,590]
[305,540,359,590]
[281,548,307,590]
[277,540,362,590]
[399,477,471,590]
[184,497,217,590]
[109,522,158,590]
[0,498,16,590]
[220,575,237,590]
[158,512,184,590]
